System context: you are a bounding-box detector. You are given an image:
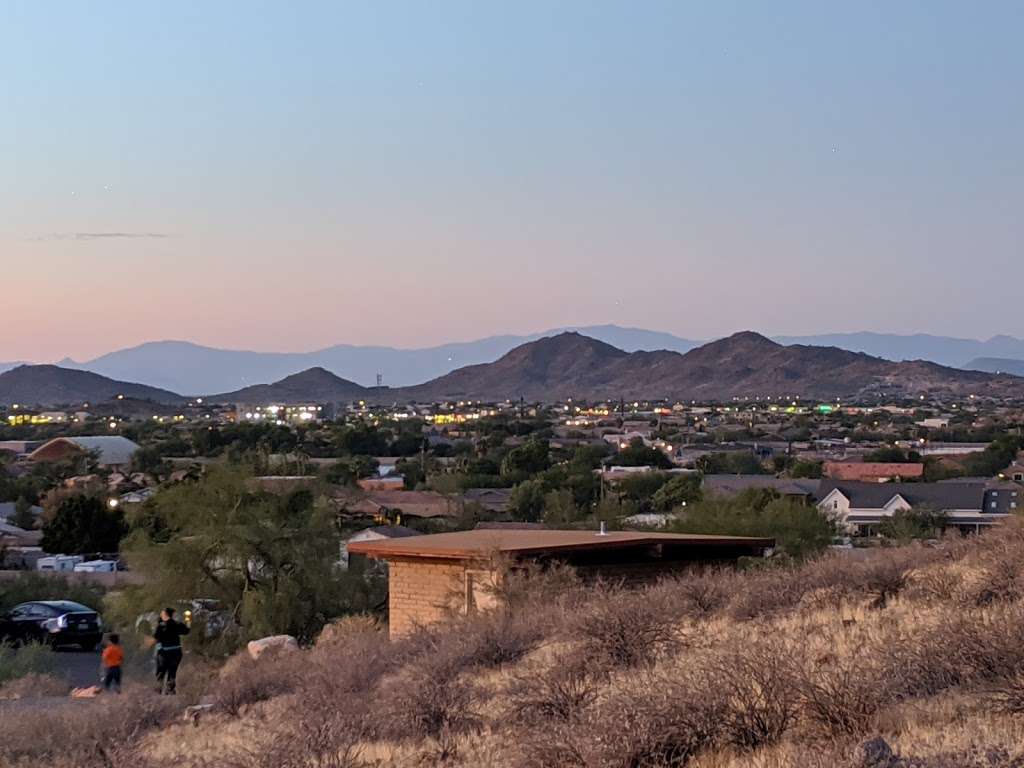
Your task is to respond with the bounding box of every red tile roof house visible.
[347,529,775,637]
[824,462,925,483]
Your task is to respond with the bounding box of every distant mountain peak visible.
[278,366,355,385]
[718,330,780,347]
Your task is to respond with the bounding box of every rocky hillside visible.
[7,523,1024,767]
[206,366,368,403]
[404,331,1024,401]
[0,364,185,406]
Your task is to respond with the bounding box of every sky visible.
[2,1,1023,362]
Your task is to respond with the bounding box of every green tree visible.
[651,474,702,511]
[9,496,37,530]
[40,495,127,555]
[964,435,1023,477]
[612,438,672,469]
[669,493,833,561]
[542,489,579,526]
[696,451,767,475]
[789,460,823,479]
[501,439,551,477]
[616,472,669,510]
[863,446,919,463]
[509,478,546,522]
[114,467,355,646]
[879,507,947,543]
[130,445,169,476]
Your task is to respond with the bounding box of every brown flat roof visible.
[346,529,775,561]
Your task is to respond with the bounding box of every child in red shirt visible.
[101,633,124,693]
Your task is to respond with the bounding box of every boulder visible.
[855,737,898,768]
[246,634,298,661]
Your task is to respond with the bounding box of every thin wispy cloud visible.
[28,232,173,242]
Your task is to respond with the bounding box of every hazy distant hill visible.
[0,365,185,407]
[206,367,368,404]
[11,327,1024,394]
[52,326,701,393]
[774,332,1024,369]
[403,332,1024,402]
[965,357,1024,376]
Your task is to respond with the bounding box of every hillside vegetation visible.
[6,524,1024,767]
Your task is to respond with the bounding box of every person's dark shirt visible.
[153,618,190,650]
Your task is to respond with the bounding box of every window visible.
[991,502,998,510]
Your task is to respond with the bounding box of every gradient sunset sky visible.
[3,1,1022,362]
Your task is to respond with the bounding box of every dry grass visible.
[8,521,1024,767]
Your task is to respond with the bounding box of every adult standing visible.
[153,607,190,695]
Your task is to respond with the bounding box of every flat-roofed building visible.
[348,529,774,637]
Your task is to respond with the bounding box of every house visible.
[348,529,774,637]
[702,475,819,501]
[1002,454,1024,483]
[357,463,406,491]
[816,481,1018,535]
[340,525,421,570]
[461,488,513,513]
[0,501,43,524]
[28,436,141,470]
[824,462,925,483]
[335,489,457,523]
[0,520,42,548]
[0,440,42,457]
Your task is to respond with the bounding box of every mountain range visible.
[4,326,1024,394]
[400,332,1024,402]
[4,331,1023,407]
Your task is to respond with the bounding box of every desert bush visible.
[592,668,730,767]
[507,653,602,724]
[0,641,55,686]
[0,688,177,767]
[568,585,679,668]
[663,568,735,618]
[728,566,807,620]
[211,648,305,716]
[967,546,1024,606]
[314,613,383,647]
[710,642,802,749]
[375,649,483,760]
[798,648,895,736]
[0,671,66,700]
[991,670,1024,717]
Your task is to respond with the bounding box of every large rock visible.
[246,634,298,661]
[855,737,899,768]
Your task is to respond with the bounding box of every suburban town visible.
[6,2,1024,767]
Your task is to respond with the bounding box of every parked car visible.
[0,600,103,650]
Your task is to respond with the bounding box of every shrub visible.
[507,653,602,724]
[710,642,801,749]
[665,568,735,618]
[593,668,730,767]
[211,649,304,716]
[568,586,679,668]
[0,641,55,687]
[375,650,483,760]
[798,648,895,736]
[0,689,177,767]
